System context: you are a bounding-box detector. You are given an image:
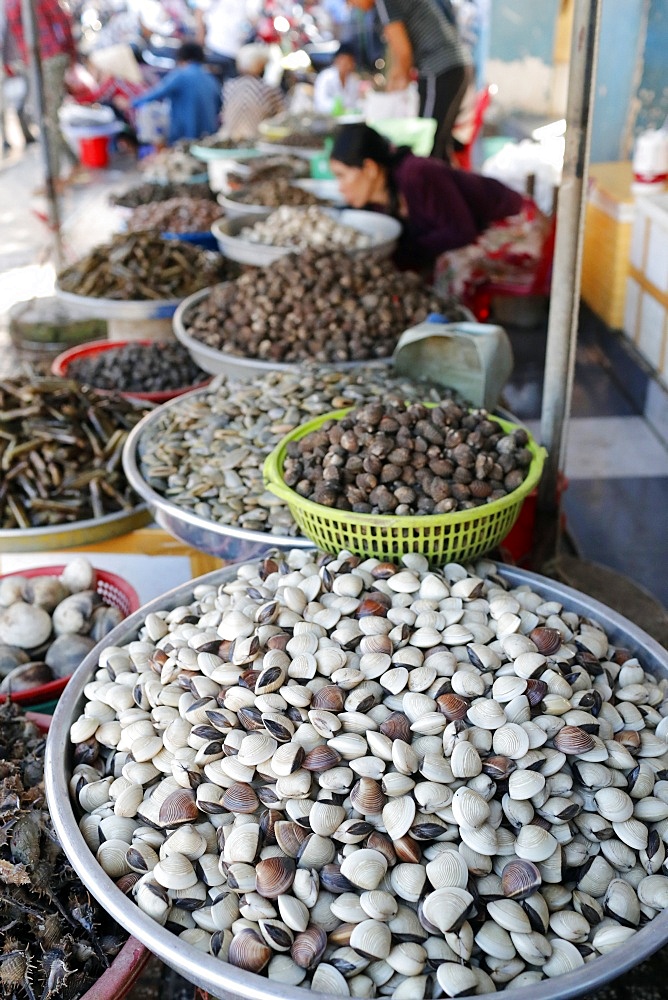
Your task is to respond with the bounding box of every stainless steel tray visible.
[121,396,313,561]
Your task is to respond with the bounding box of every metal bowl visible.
[218,180,345,220]
[54,286,182,322]
[172,285,392,379]
[0,504,150,553]
[121,392,313,561]
[211,209,402,266]
[44,562,668,1000]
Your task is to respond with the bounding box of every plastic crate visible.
[263,408,546,566]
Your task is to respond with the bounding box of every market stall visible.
[9,4,668,1000]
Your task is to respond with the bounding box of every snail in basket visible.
[281,400,533,515]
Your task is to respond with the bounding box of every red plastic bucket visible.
[79,134,110,168]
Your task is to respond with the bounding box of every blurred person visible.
[5,0,78,179]
[313,41,361,115]
[220,43,284,141]
[330,122,526,272]
[194,0,261,85]
[131,41,221,144]
[347,0,472,161]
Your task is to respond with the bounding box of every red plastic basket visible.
[51,338,212,403]
[0,565,140,706]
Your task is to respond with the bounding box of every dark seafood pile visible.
[228,156,310,187]
[65,341,209,395]
[126,198,223,234]
[0,702,128,999]
[191,135,255,150]
[183,249,468,363]
[110,181,216,208]
[0,377,147,529]
[57,233,224,301]
[282,400,533,514]
[228,178,328,208]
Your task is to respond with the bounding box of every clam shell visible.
[311,964,350,996]
[340,849,388,890]
[153,852,197,890]
[255,855,296,898]
[382,796,416,842]
[595,787,634,822]
[349,919,392,960]
[425,849,469,890]
[389,863,427,902]
[501,858,542,900]
[515,824,558,863]
[487,898,532,934]
[359,890,398,922]
[508,769,546,801]
[228,927,272,973]
[291,925,328,969]
[421,887,473,933]
[451,786,490,829]
[436,961,479,997]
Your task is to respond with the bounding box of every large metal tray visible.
[44,561,668,1000]
[121,394,313,561]
[0,504,151,552]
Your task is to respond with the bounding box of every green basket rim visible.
[263,405,547,531]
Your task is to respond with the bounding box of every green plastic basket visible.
[263,407,546,565]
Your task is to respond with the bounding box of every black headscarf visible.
[330,123,411,216]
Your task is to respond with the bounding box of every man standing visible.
[348,0,472,162]
[194,0,261,86]
[5,0,78,179]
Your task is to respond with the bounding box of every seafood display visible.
[182,249,463,364]
[1,701,129,999]
[57,233,224,301]
[260,114,338,149]
[135,369,459,536]
[140,144,204,183]
[67,548,668,995]
[0,557,131,695]
[126,198,224,235]
[228,156,310,187]
[236,206,373,250]
[62,341,209,396]
[0,377,146,529]
[227,179,329,209]
[191,136,256,151]
[281,401,533,514]
[111,182,217,209]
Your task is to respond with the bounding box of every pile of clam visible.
[69,549,668,997]
[237,207,373,251]
[0,557,126,695]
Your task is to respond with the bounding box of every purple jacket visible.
[388,153,525,269]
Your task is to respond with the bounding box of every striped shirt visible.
[375,0,470,77]
[221,76,284,141]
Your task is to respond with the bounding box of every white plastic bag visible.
[363,84,419,123]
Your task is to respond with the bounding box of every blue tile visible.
[562,477,668,609]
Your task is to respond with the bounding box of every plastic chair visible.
[451,85,493,171]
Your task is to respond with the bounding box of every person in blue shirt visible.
[131,41,221,145]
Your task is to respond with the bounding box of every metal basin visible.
[45,561,668,1000]
[121,393,313,560]
[173,285,392,379]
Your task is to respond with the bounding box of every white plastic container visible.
[392,319,514,410]
[632,129,668,195]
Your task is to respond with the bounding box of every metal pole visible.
[20,0,63,267]
[532,0,601,569]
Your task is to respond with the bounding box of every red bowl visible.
[0,564,141,706]
[51,338,212,403]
